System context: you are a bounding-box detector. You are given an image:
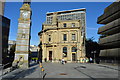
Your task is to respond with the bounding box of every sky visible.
[4,2,112,46]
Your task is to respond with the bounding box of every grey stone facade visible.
[97,1,120,64]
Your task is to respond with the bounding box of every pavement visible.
[1,62,119,79]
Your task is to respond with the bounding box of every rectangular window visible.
[63,34,67,41]
[72,23,75,27]
[72,34,76,41]
[48,35,51,41]
[63,23,67,27]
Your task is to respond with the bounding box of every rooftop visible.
[47,8,86,15]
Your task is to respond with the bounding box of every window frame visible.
[63,23,67,28]
[72,47,77,52]
[72,23,75,27]
[48,35,51,42]
[63,47,67,57]
[63,34,67,41]
[72,34,76,41]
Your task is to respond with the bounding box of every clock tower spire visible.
[13,1,32,69]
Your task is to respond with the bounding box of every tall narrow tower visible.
[13,0,32,69]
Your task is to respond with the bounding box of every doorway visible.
[72,53,76,61]
[49,51,52,61]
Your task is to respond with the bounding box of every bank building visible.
[38,8,86,63]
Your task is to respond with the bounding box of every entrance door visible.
[72,53,76,61]
[49,51,52,61]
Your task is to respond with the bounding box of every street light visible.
[91,51,96,63]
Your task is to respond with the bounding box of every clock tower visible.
[13,1,32,69]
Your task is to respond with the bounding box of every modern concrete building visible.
[97,1,120,64]
[0,1,10,65]
[38,8,86,63]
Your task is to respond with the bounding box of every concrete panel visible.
[100,48,120,57]
[98,11,120,24]
[99,32,120,44]
[98,18,120,34]
[97,2,120,24]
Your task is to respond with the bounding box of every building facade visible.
[8,40,16,51]
[0,1,5,15]
[38,8,86,63]
[97,1,120,64]
[0,1,11,65]
[30,45,39,61]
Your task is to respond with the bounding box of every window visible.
[72,47,77,52]
[72,34,76,41]
[63,47,67,57]
[63,34,67,41]
[63,23,67,27]
[48,35,51,41]
[21,34,25,38]
[72,23,75,27]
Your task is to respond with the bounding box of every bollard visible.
[40,64,42,68]
[39,61,46,79]
[41,68,45,80]
[41,68,44,72]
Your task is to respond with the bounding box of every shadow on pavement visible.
[14,66,38,78]
[3,63,39,79]
[29,62,38,67]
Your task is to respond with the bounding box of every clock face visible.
[22,11,29,19]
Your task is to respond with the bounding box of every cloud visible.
[86,27,98,30]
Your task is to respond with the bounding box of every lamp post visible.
[91,51,96,63]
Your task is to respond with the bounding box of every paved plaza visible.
[2,63,119,79]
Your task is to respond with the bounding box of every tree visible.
[85,37,100,63]
[9,44,16,63]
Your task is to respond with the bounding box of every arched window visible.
[63,47,67,57]
[72,47,77,52]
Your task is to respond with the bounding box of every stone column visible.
[67,45,72,62]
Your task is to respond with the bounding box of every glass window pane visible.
[63,47,67,57]
[72,23,75,27]
[72,34,76,41]
[63,34,67,41]
[63,23,67,27]
[72,47,77,52]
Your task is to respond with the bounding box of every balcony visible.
[99,48,120,57]
[98,18,120,35]
[99,33,120,46]
[97,2,120,24]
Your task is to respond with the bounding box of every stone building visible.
[0,0,5,15]
[97,1,120,64]
[38,8,86,63]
